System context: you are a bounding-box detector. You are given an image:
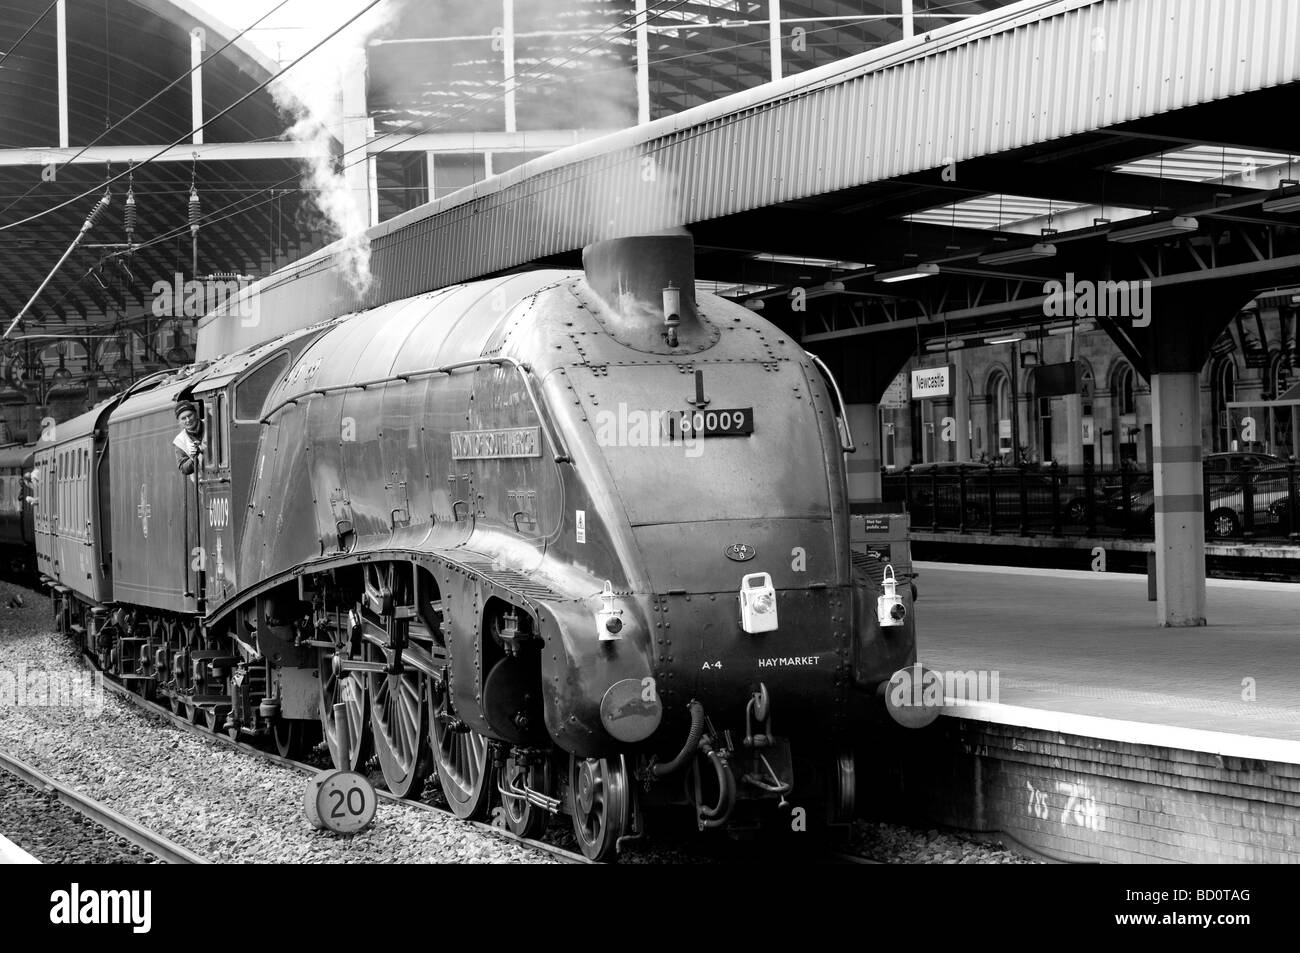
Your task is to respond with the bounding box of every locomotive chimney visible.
[582,233,706,352]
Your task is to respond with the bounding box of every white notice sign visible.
[881,370,910,409]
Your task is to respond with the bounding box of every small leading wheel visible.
[500,752,551,840]
[427,678,491,819]
[367,643,431,798]
[789,745,856,849]
[568,754,630,863]
[830,747,856,826]
[200,704,227,734]
[271,719,320,760]
[318,648,371,771]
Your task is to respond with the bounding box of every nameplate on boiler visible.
[451,427,541,460]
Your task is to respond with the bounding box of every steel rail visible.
[0,747,209,865]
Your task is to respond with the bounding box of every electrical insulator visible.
[82,190,111,234]
[188,187,201,235]
[124,189,137,243]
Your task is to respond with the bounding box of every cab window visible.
[235,352,290,422]
[203,393,230,469]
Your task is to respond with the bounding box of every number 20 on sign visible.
[306,769,377,835]
[305,701,377,835]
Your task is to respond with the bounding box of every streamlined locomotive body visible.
[38,234,924,859]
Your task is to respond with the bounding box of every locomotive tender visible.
[31,233,923,859]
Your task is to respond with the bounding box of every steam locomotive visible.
[27,233,924,860]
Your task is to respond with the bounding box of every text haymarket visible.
[50,884,152,934]
[1041,273,1152,326]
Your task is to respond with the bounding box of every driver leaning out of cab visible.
[173,401,204,475]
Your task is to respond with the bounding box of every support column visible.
[846,403,882,504]
[340,48,372,229]
[769,0,783,82]
[56,0,68,147]
[635,0,650,125]
[1152,371,1206,626]
[1063,393,1084,466]
[502,0,516,134]
[191,28,205,144]
[953,349,971,461]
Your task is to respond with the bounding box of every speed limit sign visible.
[306,769,377,835]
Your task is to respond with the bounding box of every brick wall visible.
[863,717,1300,863]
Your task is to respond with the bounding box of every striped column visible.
[846,403,882,503]
[1151,371,1206,626]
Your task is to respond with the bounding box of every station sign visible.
[880,370,910,409]
[1034,361,1080,397]
[910,364,954,400]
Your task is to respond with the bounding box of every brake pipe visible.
[650,699,705,777]
[698,739,736,829]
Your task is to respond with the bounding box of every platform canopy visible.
[200,0,1300,375]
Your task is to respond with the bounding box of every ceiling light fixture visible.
[1107,215,1198,243]
[977,242,1057,266]
[986,332,1026,345]
[1261,180,1300,214]
[876,263,940,283]
[1047,320,1096,335]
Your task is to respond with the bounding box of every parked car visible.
[899,462,1089,528]
[1100,452,1282,531]
[1205,463,1298,537]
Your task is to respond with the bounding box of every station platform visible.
[917,562,1300,750]
[864,563,1300,863]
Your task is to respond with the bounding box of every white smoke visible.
[266,0,405,297]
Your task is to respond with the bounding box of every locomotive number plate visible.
[662,407,754,439]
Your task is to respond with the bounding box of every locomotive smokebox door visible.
[739,572,778,633]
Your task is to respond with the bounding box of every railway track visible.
[0,747,208,865]
[94,674,591,865]
[97,675,880,865]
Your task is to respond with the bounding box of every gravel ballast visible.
[2,582,1041,864]
[0,777,156,864]
[0,584,556,864]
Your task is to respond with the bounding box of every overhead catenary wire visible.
[36,2,905,315]
[0,0,296,223]
[0,0,59,68]
[0,0,388,234]
[1,0,389,337]
[116,0,698,258]
[3,191,112,340]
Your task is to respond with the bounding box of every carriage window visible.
[235,352,290,421]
